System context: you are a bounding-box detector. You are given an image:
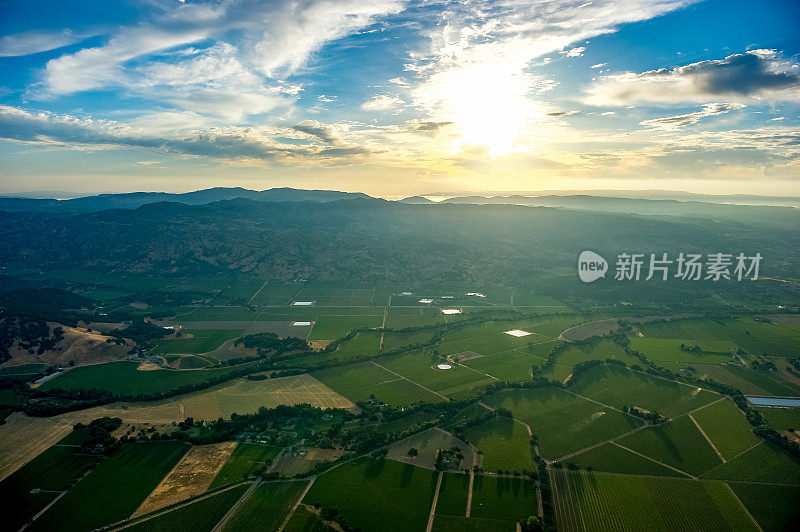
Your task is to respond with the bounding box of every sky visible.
[0,0,799,197]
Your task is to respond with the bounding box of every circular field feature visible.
[436,363,452,370]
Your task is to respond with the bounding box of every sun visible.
[414,60,540,157]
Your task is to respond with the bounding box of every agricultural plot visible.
[328,330,382,359]
[697,363,800,396]
[483,387,642,460]
[559,318,619,341]
[384,307,444,329]
[434,472,470,516]
[463,417,534,473]
[222,479,309,531]
[544,339,635,382]
[432,515,514,531]
[381,329,437,351]
[378,351,494,398]
[629,337,737,365]
[759,407,800,430]
[30,441,189,532]
[124,484,249,532]
[569,365,718,418]
[38,360,261,396]
[133,442,238,517]
[616,415,723,476]
[701,442,800,484]
[461,347,550,382]
[387,427,476,470]
[511,290,564,307]
[308,316,382,340]
[729,482,800,532]
[271,448,347,477]
[153,329,243,355]
[1,443,98,531]
[469,475,538,523]
[210,443,281,488]
[636,317,800,358]
[567,442,679,477]
[313,361,443,406]
[215,278,266,302]
[435,321,549,358]
[282,506,330,532]
[175,306,261,323]
[0,412,74,482]
[691,399,761,459]
[304,457,437,532]
[550,470,758,532]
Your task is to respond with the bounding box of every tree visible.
[407,447,418,457]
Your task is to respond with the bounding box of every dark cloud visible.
[292,121,339,145]
[412,121,454,132]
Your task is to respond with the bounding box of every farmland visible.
[303,457,437,532]
[221,480,309,531]
[615,415,723,476]
[463,416,534,473]
[568,365,719,418]
[482,387,642,459]
[29,441,189,531]
[1,272,799,531]
[551,470,758,531]
[124,484,249,532]
[210,443,282,488]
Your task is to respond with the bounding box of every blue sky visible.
[0,0,798,196]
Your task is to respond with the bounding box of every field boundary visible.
[688,413,727,462]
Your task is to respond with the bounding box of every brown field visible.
[447,351,483,362]
[387,427,476,470]
[0,412,74,482]
[271,447,348,477]
[132,442,238,517]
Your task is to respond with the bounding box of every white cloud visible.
[407,0,694,156]
[361,93,405,111]
[0,29,95,57]
[32,0,405,98]
[562,46,586,57]
[590,62,607,69]
[585,49,800,105]
[640,103,746,129]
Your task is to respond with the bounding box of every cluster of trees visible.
[0,315,63,362]
[73,416,123,455]
[623,405,665,424]
[234,332,310,357]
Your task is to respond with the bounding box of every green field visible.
[153,329,243,354]
[569,365,719,418]
[222,480,309,531]
[629,337,737,365]
[308,316,383,340]
[551,470,758,531]
[210,443,282,488]
[759,407,800,430]
[460,344,552,382]
[616,415,723,476]
[483,387,642,459]
[696,363,800,396]
[691,399,761,459]
[729,482,800,531]
[567,442,681,477]
[1,444,98,530]
[312,361,444,406]
[283,506,331,532]
[545,339,635,382]
[469,475,538,523]
[701,442,800,484]
[379,351,494,398]
[434,472,470,516]
[30,441,189,532]
[464,416,534,473]
[39,360,259,396]
[432,515,514,531]
[125,484,249,532]
[303,457,437,532]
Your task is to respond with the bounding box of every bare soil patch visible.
[0,412,74,482]
[5,323,131,368]
[132,441,238,517]
[387,427,476,470]
[448,351,483,363]
[271,447,348,477]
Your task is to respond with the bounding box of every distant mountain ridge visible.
[0,187,372,213]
